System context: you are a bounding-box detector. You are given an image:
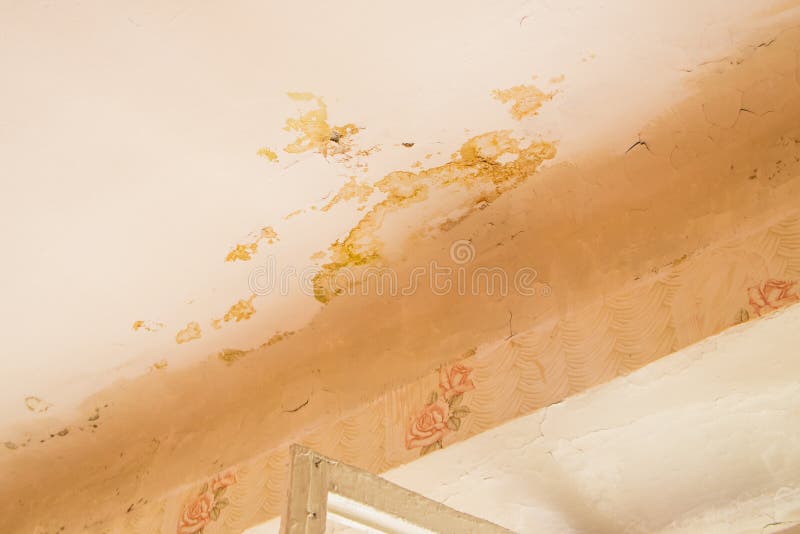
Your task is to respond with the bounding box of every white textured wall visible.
[253,304,800,534]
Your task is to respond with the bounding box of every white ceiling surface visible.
[251,303,800,534]
[0,1,794,428]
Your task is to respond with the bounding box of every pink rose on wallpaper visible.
[177,492,215,534]
[210,471,237,493]
[406,363,475,455]
[748,279,799,316]
[439,363,475,401]
[405,400,451,450]
[177,471,237,533]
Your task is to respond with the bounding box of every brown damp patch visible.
[492,82,557,120]
[311,130,557,303]
[24,396,52,413]
[283,92,360,158]
[131,320,164,332]
[217,349,246,365]
[256,147,279,162]
[225,226,279,262]
[7,26,800,534]
[320,177,374,212]
[175,321,202,344]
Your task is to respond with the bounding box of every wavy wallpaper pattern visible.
[110,211,800,533]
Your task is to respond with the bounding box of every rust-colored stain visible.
[492,83,556,120]
[321,176,374,212]
[176,322,202,344]
[312,130,557,302]
[132,320,164,332]
[256,147,279,162]
[283,92,360,158]
[225,226,279,262]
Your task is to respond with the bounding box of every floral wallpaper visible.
[405,364,475,455]
[747,279,799,317]
[44,214,800,534]
[177,471,237,534]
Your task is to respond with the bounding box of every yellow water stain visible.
[225,226,279,262]
[312,130,557,303]
[310,250,327,260]
[151,360,168,370]
[492,83,557,120]
[261,330,294,348]
[257,147,279,162]
[320,177,374,212]
[216,331,294,365]
[283,208,304,220]
[176,321,202,344]
[283,92,360,158]
[132,320,164,332]
[549,74,565,84]
[214,295,257,326]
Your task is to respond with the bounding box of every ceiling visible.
[2,0,800,532]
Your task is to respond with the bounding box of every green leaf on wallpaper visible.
[210,505,220,521]
[216,498,230,509]
[199,482,209,496]
[420,443,436,456]
[449,393,463,407]
[736,308,750,323]
[452,406,470,417]
[447,417,461,431]
[427,391,438,404]
[214,486,227,499]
